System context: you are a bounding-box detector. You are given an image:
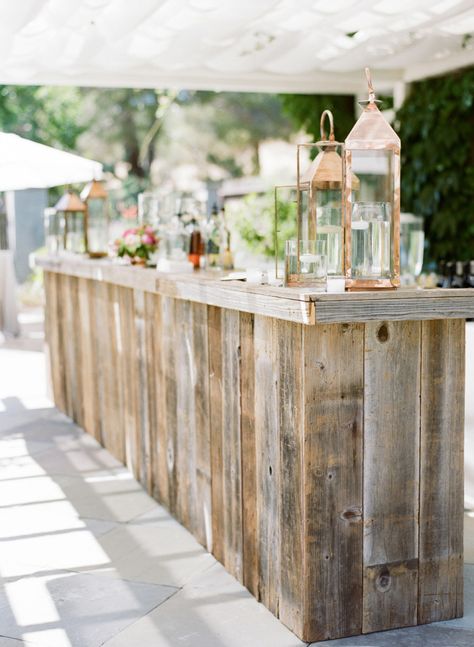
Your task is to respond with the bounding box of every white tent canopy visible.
[0,133,103,191]
[0,0,473,94]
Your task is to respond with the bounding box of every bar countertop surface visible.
[36,254,474,325]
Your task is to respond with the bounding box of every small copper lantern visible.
[344,68,401,290]
[54,190,87,254]
[292,110,349,286]
[81,180,109,258]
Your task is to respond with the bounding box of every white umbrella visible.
[0,133,103,191]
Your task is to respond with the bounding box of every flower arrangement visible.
[114,224,159,264]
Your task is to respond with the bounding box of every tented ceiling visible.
[1,0,474,93]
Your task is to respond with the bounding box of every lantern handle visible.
[365,67,376,103]
[320,109,335,142]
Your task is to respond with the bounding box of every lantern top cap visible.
[345,68,400,149]
[81,179,108,201]
[54,190,86,212]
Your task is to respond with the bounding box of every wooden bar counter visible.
[38,255,474,642]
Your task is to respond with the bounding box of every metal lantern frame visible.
[54,189,88,254]
[81,179,109,258]
[291,110,346,286]
[344,69,401,291]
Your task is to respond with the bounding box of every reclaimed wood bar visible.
[38,255,473,642]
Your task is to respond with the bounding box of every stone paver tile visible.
[0,637,29,645]
[0,475,74,508]
[50,474,157,523]
[103,562,303,647]
[0,570,176,647]
[127,503,188,528]
[32,445,125,479]
[309,626,474,646]
[81,522,215,587]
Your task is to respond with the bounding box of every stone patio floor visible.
[0,309,474,647]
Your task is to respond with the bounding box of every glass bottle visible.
[204,204,222,269]
[451,261,465,288]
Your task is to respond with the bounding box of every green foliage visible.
[396,68,474,262]
[232,190,296,259]
[280,93,355,142]
[0,85,85,149]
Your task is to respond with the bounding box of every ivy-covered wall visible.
[396,67,474,263]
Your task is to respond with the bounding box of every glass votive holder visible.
[326,275,346,293]
[285,239,327,289]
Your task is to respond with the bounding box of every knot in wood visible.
[376,323,389,343]
[340,506,362,523]
[376,567,392,592]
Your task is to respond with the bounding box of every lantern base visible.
[88,251,108,259]
[345,277,399,291]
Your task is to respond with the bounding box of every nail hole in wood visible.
[377,323,389,343]
[269,465,272,476]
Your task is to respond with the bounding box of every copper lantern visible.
[81,180,109,258]
[54,190,87,254]
[290,110,348,287]
[344,68,401,290]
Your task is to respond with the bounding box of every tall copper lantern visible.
[81,180,109,258]
[54,190,87,254]
[287,110,347,286]
[344,69,400,290]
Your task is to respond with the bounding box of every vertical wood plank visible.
[221,308,242,580]
[77,278,100,440]
[161,296,178,515]
[363,320,421,634]
[302,322,364,641]
[278,319,304,635]
[134,289,151,489]
[43,272,67,413]
[240,311,258,596]
[254,315,280,614]
[208,305,224,563]
[174,299,195,529]
[148,293,170,508]
[418,319,464,623]
[192,302,212,550]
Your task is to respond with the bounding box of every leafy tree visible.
[280,94,355,142]
[0,85,85,149]
[396,67,474,262]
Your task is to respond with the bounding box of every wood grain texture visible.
[43,272,66,413]
[161,296,178,516]
[240,311,258,597]
[363,320,421,634]
[302,322,364,641]
[192,302,212,549]
[208,305,224,562]
[77,278,100,440]
[221,309,243,580]
[254,315,280,614]
[278,319,304,635]
[418,319,464,623]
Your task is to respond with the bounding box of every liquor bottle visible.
[221,229,234,271]
[187,219,202,269]
[465,260,474,288]
[451,261,465,288]
[436,260,446,288]
[205,204,222,269]
[442,261,454,288]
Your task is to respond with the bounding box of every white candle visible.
[300,253,319,264]
[327,277,346,293]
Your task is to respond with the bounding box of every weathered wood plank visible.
[240,311,258,597]
[363,320,421,634]
[278,319,304,635]
[174,299,195,529]
[43,272,67,412]
[148,293,169,508]
[192,302,212,550]
[302,322,364,641]
[208,305,224,563]
[254,315,280,614]
[133,289,151,490]
[418,319,464,623]
[314,296,474,323]
[161,296,178,516]
[77,278,100,440]
[221,309,242,580]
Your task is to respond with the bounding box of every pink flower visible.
[141,233,155,245]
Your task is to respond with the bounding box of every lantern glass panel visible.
[298,142,344,278]
[348,148,396,280]
[87,197,109,256]
[44,208,64,255]
[274,185,297,280]
[65,212,86,253]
